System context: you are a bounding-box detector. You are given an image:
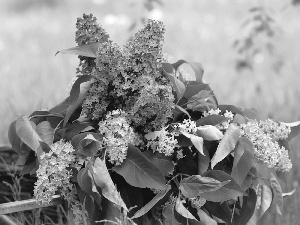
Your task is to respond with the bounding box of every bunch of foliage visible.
[7,13,300,225]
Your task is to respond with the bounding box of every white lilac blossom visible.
[98,110,141,165]
[146,126,178,156]
[241,119,292,172]
[34,140,75,205]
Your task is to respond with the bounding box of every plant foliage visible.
[7,13,300,225]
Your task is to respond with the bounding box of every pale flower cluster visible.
[98,110,141,165]
[241,119,292,172]
[34,140,75,205]
[175,119,197,134]
[146,126,178,156]
[202,108,234,130]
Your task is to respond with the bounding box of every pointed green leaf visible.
[36,121,54,146]
[270,173,283,215]
[56,42,101,58]
[198,147,210,175]
[63,75,92,129]
[162,204,178,225]
[15,116,43,158]
[175,197,198,220]
[281,121,300,141]
[211,123,240,168]
[8,120,27,155]
[90,157,127,210]
[196,115,229,127]
[233,188,257,225]
[196,125,223,141]
[172,60,204,83]
[201,170,247,202]
[164,72,186,102]
[179,175,230,198]
[197,209,217,225]
[142,151,174,175]
[231,137,254,185]
[114,145,166,190]
[258,184,273,219]
[131,185,171,219]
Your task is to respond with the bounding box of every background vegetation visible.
[0,0,300,224]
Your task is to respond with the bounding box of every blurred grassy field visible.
[0,0,300,224]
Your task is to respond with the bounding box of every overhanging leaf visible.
[172,60,204,83]
[131,185,171,219]
[281,121,300,141]
[175,197,198,221]
[56,42,101,58]
[197,209,217,225]
[8,120,27,155]
[36,121,55,146]
[201,170,247,202]
[142,151,174,175]
[197,146,210,175]
[270,173,283,215]
[196,115,229,127]
[211,123,240,168]
[258,184,273,219]
[231,137,254,185]
[15,116,43,158]
[63,75,92,129]
[196,125,223,141]
[113,144,166,190]
[233,188,257,225]
[90,157,127,210]
[179,175,230,199]
[164,72,186,102]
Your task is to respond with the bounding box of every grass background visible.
[0,0,300,224]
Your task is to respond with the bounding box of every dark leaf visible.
[172,60,204,83]
[77,166,102,207]
[15,116,43,158]
[162,204,178,225]
[20,150,38,175]
[36,121,54,146]
[196,115,229,127]
[218,105,244,115]
[231,137,254,185]
[65,121,94,140]
[90,157,127,210]
[143,151,174,175]
[270,173,283,215]
[131,185,171,219]
[77,134,102,157]
[197,209,217,225]
[174,198,203,224]
[211,123,240,168]
[56,42,101,58]
[186,90,214,111]
[198,147,210,175]
[8,120,25,155]
[177,147,198,175]
[179,175,230,198]
[63,75,92,129]
[205,201,232,224]
[164,72,186,102]
[233,188,257,225]
[114,144,166,190]
[201,170,247,202]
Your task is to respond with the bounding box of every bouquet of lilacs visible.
[8,13,300,225]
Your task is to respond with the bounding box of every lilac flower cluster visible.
[98,110,142,165]
[241,119,292,171]
[80,17,174,133]
[75,13,109,76]
[34,140,75,205]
